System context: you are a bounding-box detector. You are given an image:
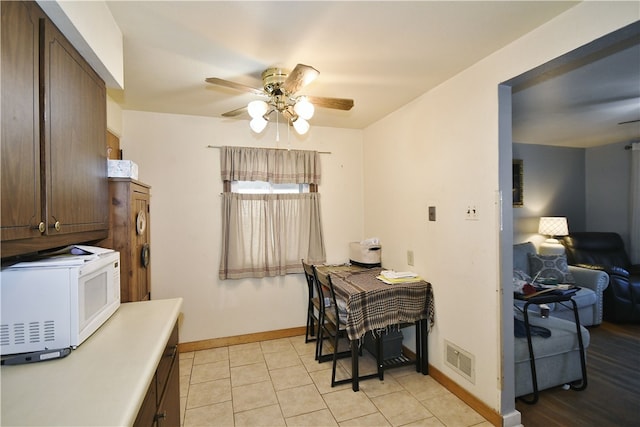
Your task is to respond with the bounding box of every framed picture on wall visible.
[513,159,523,207]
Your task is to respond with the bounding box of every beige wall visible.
[119,111,364,344]
[362,1,638,421]
[106,96,123,137]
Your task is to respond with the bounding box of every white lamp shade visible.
[247,100,269,119]
[538,217,569,237]
[249,116,268,133]
[294,98,314,120]
[292,117,309,135]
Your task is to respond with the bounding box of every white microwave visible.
[0,250,121,356]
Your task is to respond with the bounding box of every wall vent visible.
[444,340,475,384]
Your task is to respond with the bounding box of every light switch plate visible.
[428,206,436,221]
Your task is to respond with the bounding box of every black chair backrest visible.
[313,267,341,323]
[562,232,631,269]
[302,259,316,292]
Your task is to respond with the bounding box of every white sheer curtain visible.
[630,142,640,264]
[219,193,326,279]
[218,146,326,279]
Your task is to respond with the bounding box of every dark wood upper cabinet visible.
[1,1,43,244]
[42,13,108,236]
[1,1,109,258]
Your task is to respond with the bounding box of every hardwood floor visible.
[515,321,640,427]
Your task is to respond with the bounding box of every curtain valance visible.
[220,146,321,184]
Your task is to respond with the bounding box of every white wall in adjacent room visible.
[512,143,586,245]
[586,141,632,247]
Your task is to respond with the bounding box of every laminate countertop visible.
[1,298,183,426]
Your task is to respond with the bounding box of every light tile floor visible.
[179,336,492,426]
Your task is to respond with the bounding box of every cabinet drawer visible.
[133,375,157,427]
[157,322,178,403]
[157,351,181,427]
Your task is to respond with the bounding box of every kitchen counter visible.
[1,298,183,426]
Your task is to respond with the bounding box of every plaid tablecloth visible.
[319,266,434,341]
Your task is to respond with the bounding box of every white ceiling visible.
[105,1,639,148]
[512,39,640,148]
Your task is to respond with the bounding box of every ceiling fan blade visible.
[618,119,640,125]
[205,77,264,95]
[221,105,248,118]
[282,64,319,95]
[305,95,354,111]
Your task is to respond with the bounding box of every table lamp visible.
[538,216,569,255]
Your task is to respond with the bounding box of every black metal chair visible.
[302,260,322,349]
[313,267,362,386]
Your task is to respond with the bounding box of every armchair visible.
[513,242,609,326]
[561,232,640,323]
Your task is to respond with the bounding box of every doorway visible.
[498,20,640,424]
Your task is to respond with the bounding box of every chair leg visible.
[316,324,324,361]
[330,333,340,387]
[305,314,311,343]
[314,328,322,360]
[376,333,384,380]
[331,333,358,387]
[305,303,316,343]
[318,330,341,363]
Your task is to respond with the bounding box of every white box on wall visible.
[108,160,138,179]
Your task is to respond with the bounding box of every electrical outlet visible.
[465,205,479,220]
[407,250,414,266]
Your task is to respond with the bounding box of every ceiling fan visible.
[205,64,354,134]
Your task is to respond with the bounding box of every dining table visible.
[315,264,434,391]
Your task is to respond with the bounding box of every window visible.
[218,146,325,279]
[230,181,310,194]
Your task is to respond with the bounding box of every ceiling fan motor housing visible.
[262,68,289,95]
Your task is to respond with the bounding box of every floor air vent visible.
[445,340,475,384]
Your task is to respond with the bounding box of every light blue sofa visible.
[513,242,609,326]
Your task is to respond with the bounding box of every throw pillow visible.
[527,253,576,284]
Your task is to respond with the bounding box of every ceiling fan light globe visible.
[250,117,268,133]
[294,98,314,120]
[293,117,310,135]
[247,100,269,119]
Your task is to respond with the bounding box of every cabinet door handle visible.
[141,243,150,268]
[154,411,167,421]
[38,222,46,233]
[49,219,61,231]
[164,345,177,359]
